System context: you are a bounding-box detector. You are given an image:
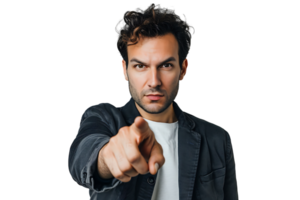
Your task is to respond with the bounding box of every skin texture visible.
[122,33,188,123]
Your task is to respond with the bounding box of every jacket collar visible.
[120,97,195,130]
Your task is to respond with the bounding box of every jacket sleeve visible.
[68,106,122,193]
[224,131,239,200]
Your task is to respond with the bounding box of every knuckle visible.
[119,127,129,136]
[109,136,117,145]
[132,171,140,177]
[122,126,129,132]
[118,127,124,134]
[127,153,141,164]
[119,163,132,173]
[114,171,125,180]
[114,171,131,182]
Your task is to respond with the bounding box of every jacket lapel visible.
[173,101,201,200]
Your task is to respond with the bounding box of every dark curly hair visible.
[116,3,194,70]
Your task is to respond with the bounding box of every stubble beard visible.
[128,80,179,114]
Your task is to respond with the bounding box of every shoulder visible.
[80,102,119,124]
[183,112,230,140]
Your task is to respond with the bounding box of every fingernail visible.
[155,163,159,172]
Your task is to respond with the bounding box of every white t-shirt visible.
[143,118,179,200]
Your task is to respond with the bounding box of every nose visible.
[147,67,162,88]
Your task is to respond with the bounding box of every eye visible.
[161,63,173,68]
[134,63,173,69]
[134,64,146,69]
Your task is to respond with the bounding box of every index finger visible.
[131,116,151,144]
[123,137,149,175]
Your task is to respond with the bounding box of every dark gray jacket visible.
[68,97,238,200]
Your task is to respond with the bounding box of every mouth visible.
[146,94,163,100]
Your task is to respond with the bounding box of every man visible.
[68,3,238,200]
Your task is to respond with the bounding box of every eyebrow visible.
[130,57,176,66]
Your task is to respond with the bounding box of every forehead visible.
[127,33,179,61]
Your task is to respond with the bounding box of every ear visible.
[122,60,128,81]
[179,59,188,80]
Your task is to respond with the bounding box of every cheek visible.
[130,74,144,85]
[170,80,179,91]
[129,74,145,91]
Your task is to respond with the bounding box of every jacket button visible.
[147,176,155,185]
[83,172,87,184]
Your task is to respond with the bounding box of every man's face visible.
[122,33,187,114]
